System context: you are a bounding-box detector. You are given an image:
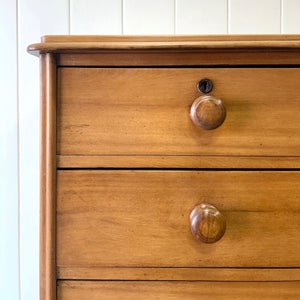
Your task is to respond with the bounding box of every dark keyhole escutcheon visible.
[197,79,213,94]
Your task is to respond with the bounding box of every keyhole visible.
[197,79,213,94]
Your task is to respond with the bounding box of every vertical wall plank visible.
[282,0,300,33]
[18,0,69,299]
[123,0,174,34]
[71,0,122,34]
[176,0,227,34]
[0,0,19,299]
[229,0,281,34]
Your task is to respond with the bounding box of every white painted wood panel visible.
[123,0,174,34]
[18,0,69,299]
[229,0,281,34]
[282,0,300,33]
[176,0,227,34]
[0,0,19,299]
[70,0,122,34]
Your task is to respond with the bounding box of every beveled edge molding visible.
[56,155,300,169]
[57,266,300,281]
[28,35,300,57]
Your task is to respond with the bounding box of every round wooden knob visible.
[190,96,226,130]
[190,204,226,244]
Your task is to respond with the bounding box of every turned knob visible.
[190,95,226,130]
[190,203,226,244]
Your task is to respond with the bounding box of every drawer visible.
[57,68,300,157]
[57,281,300,300]
[56,171,300,271]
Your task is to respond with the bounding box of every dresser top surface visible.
[28,35,300,56]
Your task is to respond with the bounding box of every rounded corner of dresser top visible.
[27,43,43,57]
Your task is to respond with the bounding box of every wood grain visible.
[57,281,300,300]
[57,51,300,67]
[56,171,300,269]
[56,155,300,168]
[26,40,300,56]
[57,68,300,157]
[27,35,300,57]
[40,53,57,300]
[190,203,226,243]
[190,95,226,130]
[57,267,300,281]
[29,36,300,72]
[35,37,300,296]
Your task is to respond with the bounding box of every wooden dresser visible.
[28,36,300,300]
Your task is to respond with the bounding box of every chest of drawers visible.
[28,36,300,299]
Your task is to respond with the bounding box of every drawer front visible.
[56,171,300,269]
[57,68,300,157]
[57,281,300,299]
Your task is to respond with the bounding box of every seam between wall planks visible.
[174,0,176,34]
[227,0,229,34]
[16,0,21,297]
[68,0,71,35]
[280,0,282,33]
[121,0,124,35]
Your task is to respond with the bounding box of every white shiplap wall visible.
[0,1,19,299]
[18,1,68,299]
[1,0,300,299]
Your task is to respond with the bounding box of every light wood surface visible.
[27,35,300,57]
[31,36,300,68]
[57,281,300,299]
[56,171,300,269]
[56,154,300,168]
[26,40,300,56]
[34,36,300,297]
[40,53,57,300]
[57,68,300,157]
[57,51,300,67]
[57,267,300,281]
